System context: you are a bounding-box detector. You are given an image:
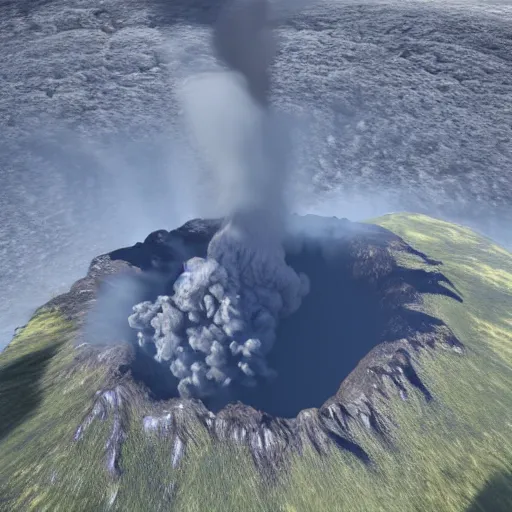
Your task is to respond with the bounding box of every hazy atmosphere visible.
[1,0,511,350]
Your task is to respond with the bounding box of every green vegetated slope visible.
[0,213,511,512]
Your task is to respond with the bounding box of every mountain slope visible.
[0,213,511,512]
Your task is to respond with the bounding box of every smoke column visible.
[128,0,310,399]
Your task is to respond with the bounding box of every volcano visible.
[1,213,511,511]
[38,215,465,474]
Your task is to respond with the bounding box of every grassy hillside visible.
[0,213,511,511]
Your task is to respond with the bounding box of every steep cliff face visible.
[36,214,464,477]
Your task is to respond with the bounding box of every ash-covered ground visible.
[1,0,511,349]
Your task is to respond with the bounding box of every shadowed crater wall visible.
[234,241,382,418]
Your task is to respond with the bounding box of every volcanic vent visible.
[116,214,463,414]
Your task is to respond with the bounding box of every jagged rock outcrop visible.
[74,386,131,477]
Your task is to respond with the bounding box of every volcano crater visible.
[56,215,464,474]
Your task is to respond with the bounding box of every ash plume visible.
[129,0,310,399]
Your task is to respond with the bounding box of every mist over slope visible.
[1,0,511,349]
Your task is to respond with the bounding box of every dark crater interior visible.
[87,216,462,419]
[234,243,382,418]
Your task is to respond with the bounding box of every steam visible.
[128,0,310,399]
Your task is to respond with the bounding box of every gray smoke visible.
[128,0,310,399]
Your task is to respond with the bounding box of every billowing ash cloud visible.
[128,0,310,399]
